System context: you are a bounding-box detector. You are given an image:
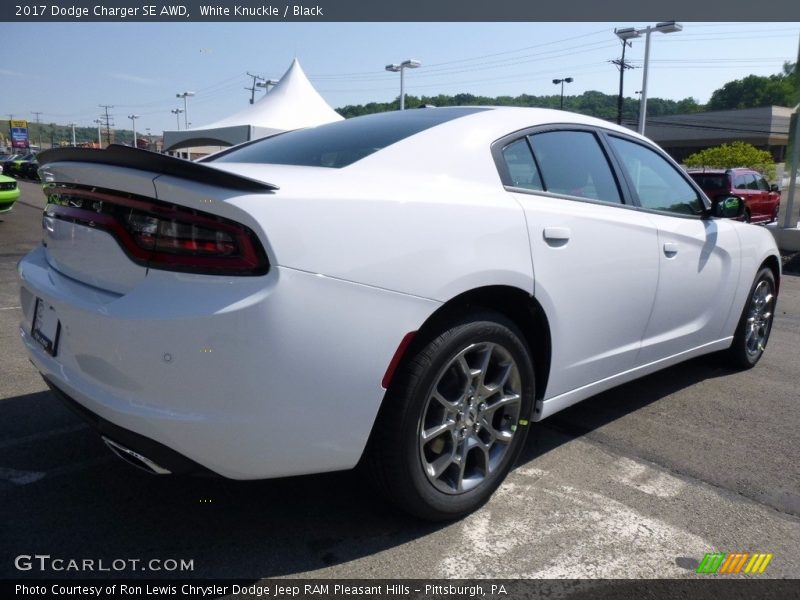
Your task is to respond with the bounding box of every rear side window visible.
[609,136,703,216]
[733,174,748,189]
[690,174,728,191]
[528,131,621,204]
[211,107,488,168]
[501,139,543,191]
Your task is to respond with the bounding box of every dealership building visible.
[643,105,793,164]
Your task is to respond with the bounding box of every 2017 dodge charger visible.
[18,107,779,519]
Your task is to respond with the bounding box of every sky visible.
[1,22,799,136]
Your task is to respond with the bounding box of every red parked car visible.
[688,168,780,224]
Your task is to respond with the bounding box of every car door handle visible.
[543,227,571,245]
[663,242,679,257]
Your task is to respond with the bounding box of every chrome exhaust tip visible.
[102,436,172,475]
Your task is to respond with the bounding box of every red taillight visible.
[44,185,269,276]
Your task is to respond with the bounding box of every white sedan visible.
[18,107,779,520]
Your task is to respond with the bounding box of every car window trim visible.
[503,185,647,213]
[491,123,633,207]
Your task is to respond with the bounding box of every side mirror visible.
[711,195,745,219]
[770,184,779,193]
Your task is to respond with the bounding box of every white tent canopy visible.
[163,58,343,152]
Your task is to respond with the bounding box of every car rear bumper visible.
[44,376,212,476]
[18,245,439,479]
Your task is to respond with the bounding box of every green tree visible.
[684,141,776,180]
[707,67,797,110]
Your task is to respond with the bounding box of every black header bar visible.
[3,0,800,22]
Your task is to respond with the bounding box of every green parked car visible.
[0,173,20,213]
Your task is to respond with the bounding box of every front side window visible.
[528,130,621,204]
[608,136,703,216]
[756,176,770,191]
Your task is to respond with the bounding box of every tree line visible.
[337,62,798,119]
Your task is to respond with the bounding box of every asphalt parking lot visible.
[1,179,799,580]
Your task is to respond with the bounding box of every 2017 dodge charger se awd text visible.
[18,107,779,519]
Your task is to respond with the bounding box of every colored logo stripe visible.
[719,553,749,573]
[697,553,725,573]
[697,552,773,574]
[744,553,773,574]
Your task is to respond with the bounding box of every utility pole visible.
[69,123,76,146]
[245,72,265,104]
[99,105,114,146]
[31,111,43,150]
[611,37,636,125]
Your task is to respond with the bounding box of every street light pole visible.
[93,119,102,146]
[614,21,682,135]
[176,91,194,129]
[639,28,654,135]
[782,103,800,230]
[256,79,279,95]
[31,111,42,150]
[385,59,421,110]
[69,123,76,146]
[552,77,573,110]
[128,114,140,149]
[171,108,184,130]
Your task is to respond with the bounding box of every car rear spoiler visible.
[37,145,278,192]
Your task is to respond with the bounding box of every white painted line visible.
[0,424,89,450]
[0,456,115,488]
[0,467,46,485]
[44,456,115,478]
[0,306,21,311]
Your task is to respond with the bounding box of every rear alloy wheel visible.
[727,267,776,369]
[368,313,534,520]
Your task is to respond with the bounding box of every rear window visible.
[211,107,488,168]
[690,174,728,191]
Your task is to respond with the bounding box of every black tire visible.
[743,209,752,223]
[367,311,535,521]
[727,267,776,369]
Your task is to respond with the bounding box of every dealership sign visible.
[10,120,29,149]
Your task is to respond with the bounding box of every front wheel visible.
[727,267,776,369]
[367,312,535,520]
